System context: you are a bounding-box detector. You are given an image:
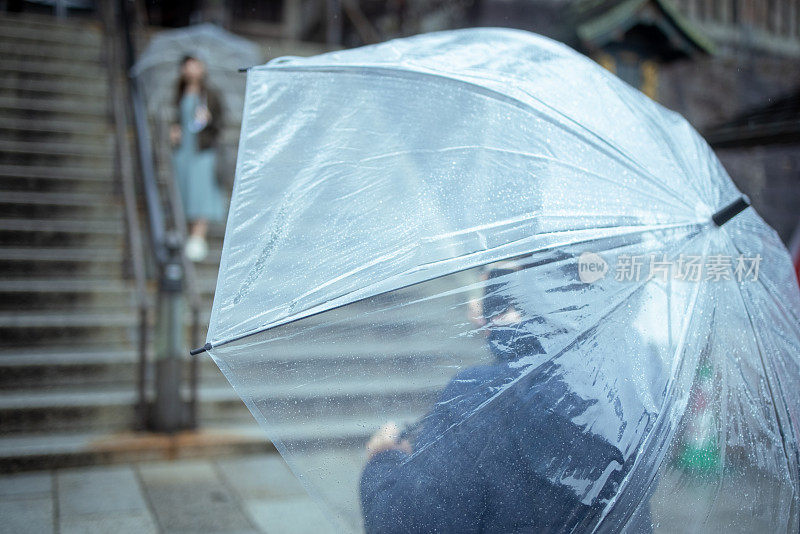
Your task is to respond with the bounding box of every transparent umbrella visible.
[130,23,262,117]
[194,29,800,533]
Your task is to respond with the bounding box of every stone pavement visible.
[0,453,341,534]
[0,449,779,533]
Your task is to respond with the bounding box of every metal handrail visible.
[117,0,174,269]
[99,0,151,428]
[151,119,204,427]
[114,0,201,429]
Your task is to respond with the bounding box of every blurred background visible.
[0,0,797,532]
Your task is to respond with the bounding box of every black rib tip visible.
[712,195,750,227]
[190,343,212,356]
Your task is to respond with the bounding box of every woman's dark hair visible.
[174,55,207,106]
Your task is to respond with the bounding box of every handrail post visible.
[152,232,186,432]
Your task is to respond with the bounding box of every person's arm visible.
[207,90,224,142]
[169,101,182,147]
[169,124,182,147]
[359,437,485,534]
[359,370,494,533]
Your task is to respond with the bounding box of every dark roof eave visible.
[655,0,716,55]
[575,0,715,57]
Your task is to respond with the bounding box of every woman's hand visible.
[170,124,182,147]
[367,422,412,460]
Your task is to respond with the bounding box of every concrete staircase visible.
[0,11,146,470]
[0,11,489,472]
[0,12,276,470]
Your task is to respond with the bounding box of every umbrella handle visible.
[712,196,750,227]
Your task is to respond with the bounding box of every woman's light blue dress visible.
[172,93,226,223]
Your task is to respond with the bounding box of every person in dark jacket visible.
[360,266,650,533]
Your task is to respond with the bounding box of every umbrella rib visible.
[258,64,697,212]
[733,282,799,497]
[603,79,712,206]
[357,145,691,215]
[592,233,711,533]
[407,268,671,463]
[196,219,705,354]
[723,232,800,495]
[408,228,709,498]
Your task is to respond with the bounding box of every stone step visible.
[0,165,114,193]
[0,278,134,310]
[0,153,112,169]
[0,347,141,367]
[0,426,263,473]
[0,12,102,37]
[0,191,119,208]
[0,59,106,81]
[0,324,136,351]
[0,77,107,101]
[0,277,132,292]
[200,375,443,416]
[0,218,124,248]
[0,333,145,353]
[0,246,123,262]
[0,347,147,389]
[0,157,113,177]
[0,217,124,247]
[0,116,108,141]
[0,164,111,181]
[0,309,135,329]
[0,178,115,194]
[0,247,123,263]
[192,250,224,274]
[0,297,470,348]
[0,191,121,219]
[0,96,107,118]
[0,246,125,277]
[195,288,475,334]
[0,336,480,389]
[196,305,474,350]
[0,218,123,233]
[0,414,419,473]
[0,139,111,158]
[0,203,121,220]
[0,389,141,435]
[0,375,441,434]
[0,310,138,350]
[0,40,102,65]
[0,33,100,55]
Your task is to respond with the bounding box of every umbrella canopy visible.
[130,23,262,118]
[203,28,800,533]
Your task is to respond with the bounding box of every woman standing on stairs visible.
[170,55,226,262]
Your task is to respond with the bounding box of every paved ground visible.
[0,453,340,534]
[0,450,785,533]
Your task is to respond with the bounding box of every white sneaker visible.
[185,235,208,262]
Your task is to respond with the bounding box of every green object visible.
[679,440,720,471]
[677,360,720,471]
